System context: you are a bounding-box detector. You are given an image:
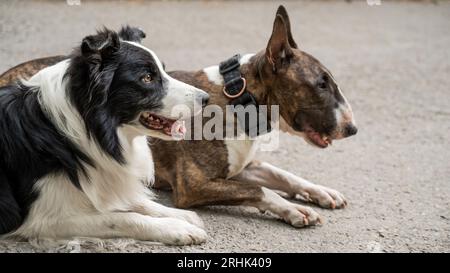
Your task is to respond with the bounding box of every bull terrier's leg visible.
[233,161,347,209]
[174,178,321,227]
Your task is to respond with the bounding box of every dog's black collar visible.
[219,54,271,137]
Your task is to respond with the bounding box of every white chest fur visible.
[225,138,258,178]
[204,53,259,179]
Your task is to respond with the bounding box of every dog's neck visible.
[231,52,273,108]
[27,59,143,165]
[233,52,280,126]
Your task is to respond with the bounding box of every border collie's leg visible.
[133,199,205,229]
[234,161,347,209]
[0,171,22,234]
[174,178,321,228]
[44,213,207,245]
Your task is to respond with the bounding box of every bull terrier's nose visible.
[344,124,358,137]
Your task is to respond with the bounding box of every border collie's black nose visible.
[345,124,358,137]
[198,93,209,107]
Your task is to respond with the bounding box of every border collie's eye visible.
[142,74,153,84]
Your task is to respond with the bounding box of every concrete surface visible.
[0,0,449,253]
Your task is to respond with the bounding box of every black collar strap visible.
[219,54,271,137]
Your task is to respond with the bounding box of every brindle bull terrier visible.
[0,6,357,228]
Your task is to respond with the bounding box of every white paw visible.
[167,209,205,229]
[283,203,322,228]
[179,210,205,229]
[294,184,347,209]
[156,218,208,245]
[259,187,322,228]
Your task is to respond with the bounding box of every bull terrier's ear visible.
[81,28,120,63]
[266,14,293,73]
[118,25,146,43]
[275,5,298,49]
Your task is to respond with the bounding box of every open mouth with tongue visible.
[304,126,332,148]
[139,112,186,137]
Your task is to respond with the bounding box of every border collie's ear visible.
[81,28,120,63]
[118,25,146,43]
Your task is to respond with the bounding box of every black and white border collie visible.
[0,27,209,245]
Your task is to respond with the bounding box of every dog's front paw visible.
[283,203,322,228]
[156,218,208,245]
[176,210,205,229]
[167,209,205,229]
[294,184,347,209]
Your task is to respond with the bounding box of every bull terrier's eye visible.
[141,73,153,84]
[317,80,327,90]
[317,75,328,90]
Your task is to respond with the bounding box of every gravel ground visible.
[0,0,449,253]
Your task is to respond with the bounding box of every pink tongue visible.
[307,131,327,147]
[178,123,187,135]
[170,120,186,139]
